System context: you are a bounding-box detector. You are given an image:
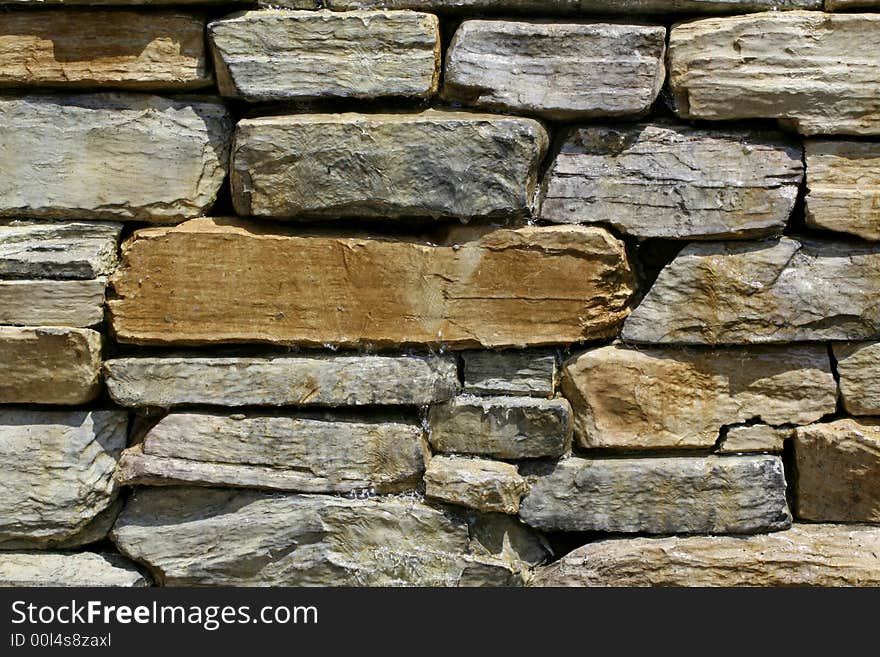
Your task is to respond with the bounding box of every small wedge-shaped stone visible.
[833,342,880,416]
[795,419,880,523]
[0,327,102,404]
[805,140,880,240]
[443,21,665,120]
[118,412,425,493]
[428,396,572,459]
[718,425,791,454]
[623,238,880,344]
[209,10,439,102]
[0,11,209,89]
[561,344,835,449]
[0,221,121,279]
[669,12,880,135]
[425,456,527,514]
[323,1,820,11]
[111,488,525,586]
[231,112,547,220]
[530,524,880,587]
[0,410,127,549]
[0,552,150,587]
[0,95,230,222]
[0,279,105,327]
[109,219,635,348]
[519,455,791,533]
[463,350,556,397]
[105,354,458,407]
[539,123,803,239]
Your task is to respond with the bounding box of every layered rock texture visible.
[4,3,878,589]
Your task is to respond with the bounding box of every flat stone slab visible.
[530,525,880,587]
[833,342,880,416]
[622,238,880,344]
[0,94,230,222]
[231,112,547,220]
[209,10,439,102]
[462,350,556,398]
[0,552,150,587]
[0,279,106,327]
[519,455,792,534]
[108,218,635,349]
[718,425,792,454]
[443,20,665,120]
[539,123,803,239]
[424,456,527,514]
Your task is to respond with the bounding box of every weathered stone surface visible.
[425,456,527,514]
[519,455,791,533]
[561,344,834,450]
[0,552,150,587]
[826,0,880,8]
[718,425,791,453]
[833,342,880,416]
[669,12,880,136]
[322,1,821,11]
[0,95,230,222]
[429,396,572,459]
[0,410,127,549]
[118,412,425,493]
[209,10,439,102]
[0,327,102,404]
[805,140,880,241]
[112,488,525,586]
[539,123,803,239]
[794,419,880,522]
[231,112,547,220]
[109,219,635,348]
[0,221,121,280]
[443,21,665,120]
[105,354,458,407]
[467,513,549,568]
[0,279,105,327]
[530,524,880,587]
[623,238,880,344]
[0,11,209,89]
[463,350,556,398]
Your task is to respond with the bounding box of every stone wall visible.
[1,1,879,588]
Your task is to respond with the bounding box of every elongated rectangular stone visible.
[109,219,634,348]
[209,10,439,102]
[231,112,547,220]
[463,350,556,398]
[0,410,127,549]
[443,21,665,120]
[805,140,880,241]
[425,456,527,514]
[794,419,880,523]
[0,221,121,279]
[561,344,835,450]
[623,238,880,344]
[530,525,880,587]
[0,11,209,89]
[519,455,792,534]
[118,412,425,493]
[0,95,230,222]
[428,396,572,459]
[0,552,150,587]
[669,12,880,135]
[111,488,526,586]
[321,1,821,15]
[0,327,102,404]
[539,123,803,239]
[833,342,880,416]
[0,279,105,327]
[718,425,791,454]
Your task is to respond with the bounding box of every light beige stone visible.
[467,513,550,568]
[794,419,880,522]
[718,425,791,453]
[425,456,527,514]
[442,21,665,120]
[623,238,880,344]
[0,552,150,587]
[231,112,547,220]
[0,95,230,222]
[833,342,880,416]
[805,140,880,241]
[669,11,880,135]
[209,10,439,102]
[0,279,105,327]
[0,327,102,404]
[530,525,880,587]
[109,218,635,349]
[561,344,835,450]
[539,123,803,239]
